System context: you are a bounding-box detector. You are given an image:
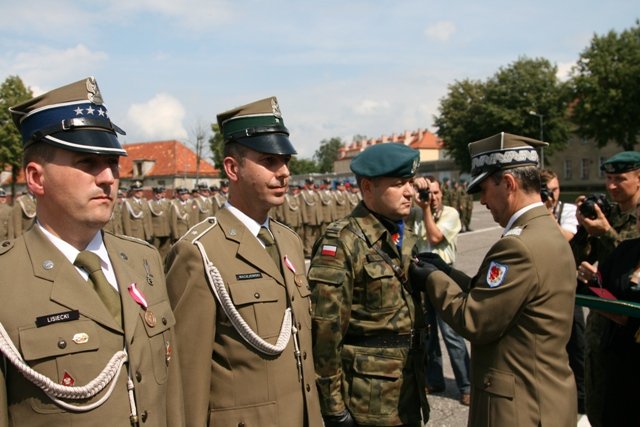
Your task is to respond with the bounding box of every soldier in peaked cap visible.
[1,77,184,426]
[411,132,577,427]
[309,142,430,426]
[122,180,152,241]
[0,189,11,241]
[165,96,322,427]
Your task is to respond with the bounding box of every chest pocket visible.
[140,300,175,384]
[363,259,403,311]
[229,278,284,339]
[20,320,100,362]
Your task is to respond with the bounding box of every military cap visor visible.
[10,77,127,157]
[350,143,420,178]
[600,151,640,174]
[467,132,547,194]
[217,96,297,155]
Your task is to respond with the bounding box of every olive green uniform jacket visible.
[165,208,322,427]
[309,202,428,426]
[426,205,577,427]
[122,198,152,241]
[0,204,12,241]
[0,227,184,426]
[10,194,36,238]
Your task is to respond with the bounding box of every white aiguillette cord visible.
[0,321,127,412]
[192,218,292,355]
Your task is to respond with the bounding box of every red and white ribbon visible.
[284,255,297,274]
[128,283,148,310]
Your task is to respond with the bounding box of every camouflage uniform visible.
[309,202,429,426]
[571,203,639,427]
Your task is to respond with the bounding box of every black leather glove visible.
[323,409,357,427]
[414,252,452,275]
[409,258,439,291]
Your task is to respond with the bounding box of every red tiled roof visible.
[119,140,219,178]
[338,129,443,160]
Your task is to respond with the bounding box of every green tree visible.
[208,123,226,179]
[0,75,32,197]
[313,137,344,173]
[434,57,571,172]
[568,21,640,150]
[288,157,319,175]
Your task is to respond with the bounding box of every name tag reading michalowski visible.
[236,272,263,280]
[36,310,80,328]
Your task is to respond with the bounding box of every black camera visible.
[418,188,431,202]
[579,193,612,219]
[540,180,553,203]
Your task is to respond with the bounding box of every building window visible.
[581,158,590,180]
[564,159,572,180]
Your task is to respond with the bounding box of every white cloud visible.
[107,0,233,31]
[424,21,456,42]
[353,99,391,115]
[127,93,188,140]
[1,44,107,94]
[556,61,575,81]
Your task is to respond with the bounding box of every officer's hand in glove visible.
[409,258,440,290]
[323,409,356,427]
[414,252,452,275]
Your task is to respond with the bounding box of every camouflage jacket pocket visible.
[362,261,403,311]
[348,351,404,417]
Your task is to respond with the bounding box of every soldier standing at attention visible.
[1,77,184,426]
[192,183,213,222]
[412,133,577,427]
[0,189,12,241]
[122,181,152,241]
[103,187,125,235]
[165,96,322,427]
[309,142,430,427]
[300,178,323,257]
[148,186,172,259]
[169,187,192,243]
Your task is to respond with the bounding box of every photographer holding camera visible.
[540,169,579,241]
[409,176,472,406]
[570,151,640,427]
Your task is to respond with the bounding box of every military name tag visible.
[236,272,263,280]
[36,310,80,328]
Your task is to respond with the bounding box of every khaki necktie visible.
[258,226,281,268]
[74,251,122,325]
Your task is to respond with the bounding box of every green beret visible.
[600,151,640,174]
[350,143,420,178]
[217,96,296,155]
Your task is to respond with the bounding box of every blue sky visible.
[1,0,637,158]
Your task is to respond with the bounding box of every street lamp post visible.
[529,110,544,169]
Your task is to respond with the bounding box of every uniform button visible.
[483,377,491,388]
[57,339,67,349]
[303,351,307,360]
[2,241,9,247]
[254,292,260,299]
[306,383,311,392]
[141,410,148,422]
[297,322,301,330]
[162,317,167,325]
[291,295,295,302]
[238,422,245,427]
[136,371,142,382]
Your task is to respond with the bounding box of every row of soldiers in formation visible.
[0,176,473,258]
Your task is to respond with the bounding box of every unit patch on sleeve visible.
[486,261,508,288]
[321,245,337,257]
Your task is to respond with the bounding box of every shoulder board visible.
[0,240,14,255]
[270,218,296,234]
[503,227,523,237]
[111,233,154,248]
[183,217,218,244]
[325,218,351,239]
